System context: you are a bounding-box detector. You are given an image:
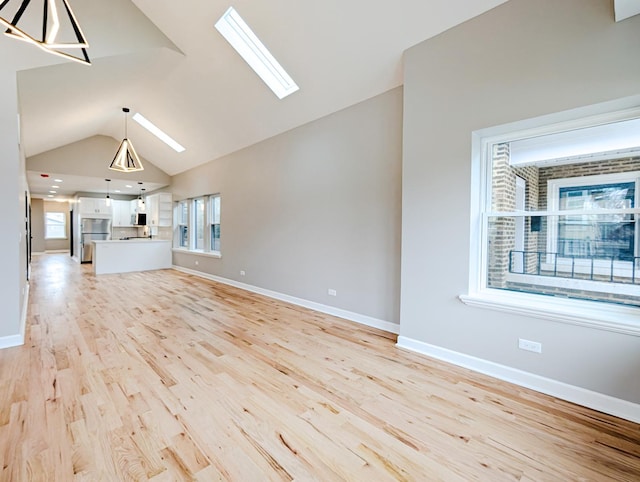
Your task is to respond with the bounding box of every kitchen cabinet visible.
[112,200,133,226]
[147,193,172,227]
[78,197,112,217]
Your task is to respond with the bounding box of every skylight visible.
[132,113,186,153]
[215,6,299,99]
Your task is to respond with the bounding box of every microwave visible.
[132,212,147,225]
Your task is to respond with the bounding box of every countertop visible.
[93,239,171,244]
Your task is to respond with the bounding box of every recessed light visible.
[49,190,57,194]
[51,185,60,188]
[215,6,299,99]
[126,185,133,188]
[48,195,54,198]
[54,179,63,182]
[114,190,121,193]
[132,113,186,153]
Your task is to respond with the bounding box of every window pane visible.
[558,183,634,260]
[194,199,205,250]
[179,225,188,247]
[211,195,220,224]
[487,214,640,306]
[180,201,188,224]
[45,212,66,239]
[211,224,220,252]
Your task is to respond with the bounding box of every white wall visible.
[400,0,640,405]
[0,72,27,344]
[171,88,403,325]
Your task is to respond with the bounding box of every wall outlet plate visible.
[518,338,542,353]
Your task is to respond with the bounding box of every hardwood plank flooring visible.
[0,253,638,481]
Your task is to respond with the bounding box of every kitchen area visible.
[74,191,173,274]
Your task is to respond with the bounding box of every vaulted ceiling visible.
[7,0,635,197]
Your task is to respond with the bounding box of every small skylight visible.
[215,6,299,99]
[132,113,186,153]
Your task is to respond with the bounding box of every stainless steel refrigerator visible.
[81,218,111,263]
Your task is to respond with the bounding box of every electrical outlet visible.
[328,289,337,296]
[240,270,246,276]
[518,338,542,353]
[195,260,199,266]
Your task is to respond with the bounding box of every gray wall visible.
[44,201,71,251]
[401,0,640,402]
[31,199,45,253]
[30,200,71,252]
[27,135,170,185]
[171,88,403,324]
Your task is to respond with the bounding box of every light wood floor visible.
[1,254,638,481]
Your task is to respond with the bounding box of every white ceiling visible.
[14,0,515,195]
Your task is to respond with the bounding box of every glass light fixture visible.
[137,182,146,210]
[109,107,144,173]
[0,0,90,65]
[105,178,111,207]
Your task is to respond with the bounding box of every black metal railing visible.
[508,250,640,284]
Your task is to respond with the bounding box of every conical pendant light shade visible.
[0,0,91,65]
[109,107,144,173]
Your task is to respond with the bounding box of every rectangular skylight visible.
[215,6,299,99]
[132,113,186,153]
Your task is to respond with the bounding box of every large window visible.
[463,104,640,335]
[45,212,66,239]
[173,194,221,255]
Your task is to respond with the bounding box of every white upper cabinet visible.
[112,200,133,226]
[78,197,112,217]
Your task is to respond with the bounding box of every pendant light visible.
[137,182,146,211]
[0,0,90,65]
[105,178,111,207]
[109,107,144,173]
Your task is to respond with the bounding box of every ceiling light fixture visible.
[105,178,111,207]
[132,113,185,153]
[215,6,299,99]
[0,0,90,65]
[109,107,144,173]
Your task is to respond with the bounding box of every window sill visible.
[459,290,640,336]
[172,248,221,259]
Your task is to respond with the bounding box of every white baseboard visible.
[0,282,29,350]
[396,336,640,424]
[45,249,69,253]
[172,266,400,334]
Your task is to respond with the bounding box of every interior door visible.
[25,191,31,281]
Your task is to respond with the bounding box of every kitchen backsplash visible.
[111,226,173,240]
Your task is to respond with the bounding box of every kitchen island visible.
[92,239,172,275]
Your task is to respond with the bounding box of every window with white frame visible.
[174,194,221,255]
[462,104,640,334]
[45,212,66,239]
